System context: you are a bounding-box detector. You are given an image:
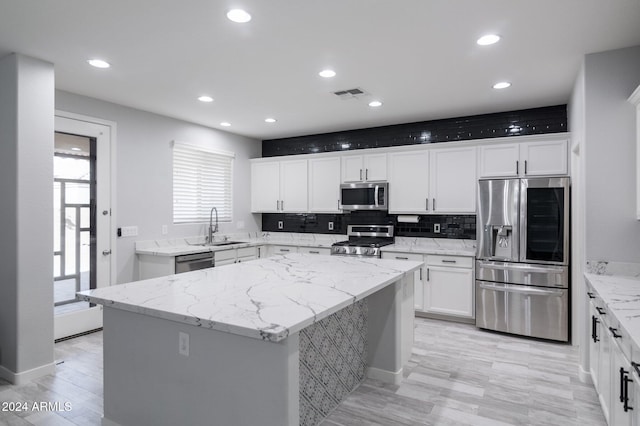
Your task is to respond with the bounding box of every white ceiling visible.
[1,1,640,140]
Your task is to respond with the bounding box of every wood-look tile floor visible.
[0,318,606,426]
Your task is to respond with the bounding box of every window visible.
[173,140,234,224]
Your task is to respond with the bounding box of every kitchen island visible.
[79,253,421,426]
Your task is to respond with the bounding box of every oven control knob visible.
[365,248,374,255]
[339,247,346,254]
[350,247,357,254]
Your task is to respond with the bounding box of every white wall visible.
[583,46,640,263]
[55,91,262,284]
[0,53,55,384]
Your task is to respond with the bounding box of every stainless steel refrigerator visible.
[475,177,570,342]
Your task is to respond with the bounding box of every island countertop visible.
[78,253,421,342]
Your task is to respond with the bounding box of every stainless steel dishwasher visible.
[175,252,214,273]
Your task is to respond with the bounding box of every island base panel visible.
[101,307,299,426]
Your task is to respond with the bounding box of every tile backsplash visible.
[262,105,566,157]
[262,211,475,239]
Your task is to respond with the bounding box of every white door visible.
[54,114,112,340]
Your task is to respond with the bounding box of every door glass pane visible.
[80,207,90,229]
[65,207,77,273]
[80,231,90,292]
[526,188,564,262]
[53,182,61,252]
[66,182,90,204]
[54,156,90,180]
[53,254,61,278]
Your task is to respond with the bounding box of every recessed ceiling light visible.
[198,96,214,103]
[493,82,511,89]
[227,9,251,23]
[87,59,110,69]
[220,122,231,127]
[319,69,336,78]
[477,34,501,46]
[265,118,277,123]
[368,100,383,108]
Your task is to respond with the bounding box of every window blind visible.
[173,141,234,224]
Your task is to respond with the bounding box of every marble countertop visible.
[585,273,640,359]
[79,253,422,342]
[135,234,476,257]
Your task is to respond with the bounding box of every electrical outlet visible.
[328,221,334,231]
[434,223,441,234]
[179,332,189,357]
[278,221,283,230]
[162,225,168,235]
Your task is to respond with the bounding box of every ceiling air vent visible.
[333,87,368,100]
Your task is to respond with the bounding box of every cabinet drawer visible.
[215,249,236,262]
[271,245,297,254]
[382,252,423,262]
[427,255,473,268]
[299,246,331,255]
[237,246,256,258]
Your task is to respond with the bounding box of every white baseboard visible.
[0,362,55,385]
[578,365,593,384]
[366,366,403,385]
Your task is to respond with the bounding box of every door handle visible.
[433,198,436,211]
[516,161,519,175]
[102,249,112,256]
[524,160,528,175]
[587,292,595,299]
[596,307,606,315]
[591,316,599,343]
[365,168,369,180]
[426,198,429,211]
[609,327,622,338]
[359,169,362,181]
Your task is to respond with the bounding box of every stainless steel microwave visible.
[340,182,388,211]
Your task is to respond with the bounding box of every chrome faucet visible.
[208,207,218,244]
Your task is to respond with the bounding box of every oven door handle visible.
[374,185,379,208]
[478,282,565,297]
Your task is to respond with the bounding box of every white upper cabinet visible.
[251,159,308,213]
[341,153,387,182]
[430,146,477,213]
[251,161,281,212]
[388,150,429,214]
[479,139,568,178]
[308,156,341,213]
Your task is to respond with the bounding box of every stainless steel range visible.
[331,224,394,258]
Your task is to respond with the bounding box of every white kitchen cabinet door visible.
[251,161,280,212]
[430,146,477,213]
[267,245,298,257]
[610,340,634,426]
[382,252,424,310]
[342,155,365,182]
[279,159,308,212]
[599,321,613,424]
[589,302,601,390]
[341,153,387,182]
[520,140,568,176]
[388,150,429,214]
[364,153,388,181]
[425,266,474,318]
[478,144,519,178]
[308,157,341,212]
[298,246,331,255]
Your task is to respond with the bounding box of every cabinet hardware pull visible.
[309,251,319,254]
[360,169,363,181]
[442,259,457,264]
[102,250,111,256]
[433,198,436,211]
[426,198,429,211]
[396,256,409,260]
[524,160,528,175]
[338,199,340,209]
[366,168,368,180]
[624,375,633,412]
[632,361,640,377]
[591,315,599,343]
[419,268,422,281]
[426,268,430,281]
[621,367,626,403]
[609,327,622,338]
[516,161,519,175]
[587,292,595,299]
[281,200,284,210]
[280,248,290,252]
[596,307,606,315]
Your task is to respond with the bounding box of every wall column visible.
[0,53,55,384]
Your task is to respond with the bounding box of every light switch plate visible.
[328,221,334,231]
[434,224,440,233]
[278,221,283,230]
[120,226,138,237]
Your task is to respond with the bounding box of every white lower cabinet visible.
[425,255,474,318]
[381,252,474,319]
[610,337,634,426]
[381,252,425,310]
[215,246,258,266]
[298,246,331,255]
